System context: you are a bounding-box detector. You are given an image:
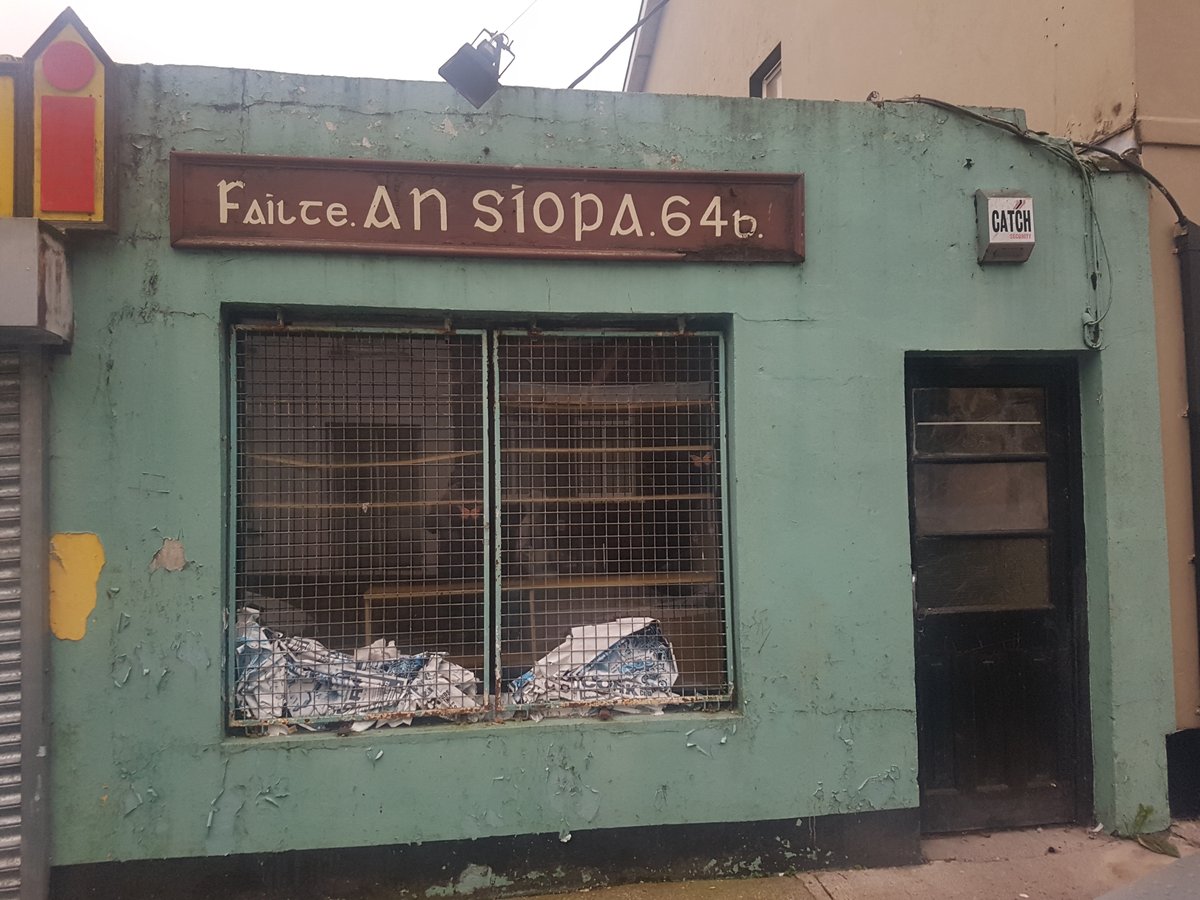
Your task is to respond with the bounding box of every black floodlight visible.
[439,31,514,108]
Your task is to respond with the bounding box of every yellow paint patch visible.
[0,75,13,218]
[49,532,105,641]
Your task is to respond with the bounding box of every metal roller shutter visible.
[0,353,22,898]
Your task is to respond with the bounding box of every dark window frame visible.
[749,43,782,98]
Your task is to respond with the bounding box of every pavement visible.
[520,821,1200,900]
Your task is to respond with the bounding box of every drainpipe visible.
[1176,220,1200,661]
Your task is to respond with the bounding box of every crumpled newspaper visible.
[511,617,679,705]
[235,607,479,723]
[241,590,316,635]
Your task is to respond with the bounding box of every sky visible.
[3,1,644,92]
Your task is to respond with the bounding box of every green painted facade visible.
[47,64,1172,865]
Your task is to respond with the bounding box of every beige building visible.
[627,0,1200,815]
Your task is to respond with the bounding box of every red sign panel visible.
[170,153,804,262]
[40,95,95,213]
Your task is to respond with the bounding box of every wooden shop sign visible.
[170,153,804,262]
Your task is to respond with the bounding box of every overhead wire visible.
[1076,142,1188,226]
[889,95,1188,349]
[501,0,542,37]
[567,0,671,90]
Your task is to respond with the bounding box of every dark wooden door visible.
[908,360,1089,833]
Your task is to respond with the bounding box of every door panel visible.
[915,537,1050,611]
[913,462,1049,534]
[909,360,1089,833]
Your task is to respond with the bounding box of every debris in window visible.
[235,607,480,726]
[242,590,316,636]
[510,617,679,706]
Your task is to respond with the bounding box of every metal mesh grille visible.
[233,329,487,725]
[496,333,729,706]
[232,326,730,728]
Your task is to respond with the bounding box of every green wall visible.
[45,65,1172,864]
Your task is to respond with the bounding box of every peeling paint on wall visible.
[685,724,735,757]
[149,537,186,572]
[49,532,105,640]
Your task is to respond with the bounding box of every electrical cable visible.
[502,0,542,37]
[567,0,671,90]
[1076,142,1188,227]
[892,95,1187,226]
[893,96,1079,166]
[888,94,1192,349]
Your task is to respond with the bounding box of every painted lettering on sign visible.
[990,204,1033,239]
[975,190,1036,263]
[170,153,804,262]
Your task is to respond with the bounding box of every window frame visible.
[905,358,1079,619]
[749,43,783,99]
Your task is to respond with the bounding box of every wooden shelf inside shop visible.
[246,450,481,470]
[246,491,712,511]
[245,497,483,511]
[503,399,716,414]
[504,444,713,456]
[364,570,718,602]
[503,492,715,506]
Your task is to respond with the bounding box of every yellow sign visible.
[32,22,106,222]
[0,74,14,218]
[1,9,113,226]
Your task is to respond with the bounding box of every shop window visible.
[230,325,732,729]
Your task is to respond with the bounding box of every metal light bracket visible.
[438,30,515,109]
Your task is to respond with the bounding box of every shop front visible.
[4,35,1173,899]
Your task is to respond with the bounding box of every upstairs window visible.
[230,324,733,730]
[750,44,783,98]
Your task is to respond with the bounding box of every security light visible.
[439,31,514,109]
